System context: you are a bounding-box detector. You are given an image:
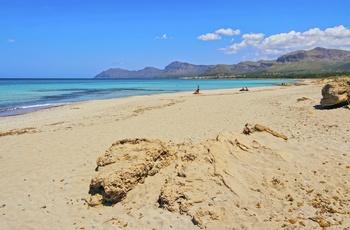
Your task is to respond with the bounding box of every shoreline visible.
[1,81,349,229]
[0,103,69,117]
[0,83,286,120]
[0,78,297,117]
[0,86,260,118]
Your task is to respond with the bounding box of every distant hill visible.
[94,47,350,79]
[94,67,163,79]
[162,61,213,77]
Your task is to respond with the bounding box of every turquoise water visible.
[0,78,294,116]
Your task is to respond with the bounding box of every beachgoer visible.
[245,87,249,91]
[240,87,245,91]
[196,85,200,93]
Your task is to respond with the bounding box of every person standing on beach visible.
[196,85,200,93]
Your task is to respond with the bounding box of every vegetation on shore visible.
[197,71,350,79]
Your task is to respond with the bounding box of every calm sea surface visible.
[0,78,294,116]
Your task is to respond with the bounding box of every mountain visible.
[277,47,350,63]
[95,67,163,79]
[162,61,213,77]
[94,47,350,79]
[95,62,213,79]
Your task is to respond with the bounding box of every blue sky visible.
[1,0,350,78]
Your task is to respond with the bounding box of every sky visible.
[1,0,350,78]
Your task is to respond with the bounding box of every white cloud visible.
[197,33,221,41]
[155,34,170,40]
[242,33,265,46]
[219,25,350,58]
[325,25,350,38]
[219,33,264,54]
[6,39,15,43]
[215,28,241,36]
[198,27,240,41]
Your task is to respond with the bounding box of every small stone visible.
[319,219,329,227]
[289,218,297,224]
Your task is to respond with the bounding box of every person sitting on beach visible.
[245,87,249,91]
[239,87,245,91]
[194,85,200,94]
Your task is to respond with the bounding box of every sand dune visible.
[0,81,349,229]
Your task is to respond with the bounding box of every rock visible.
[296,97,310,102]
[243,123,288,140]
[320,77,350,108]
[87,194,103,207]
[89,138,176,205]
[254,124,288,140]
[319,219,330,227]
[243,123,255,135]
[158,179,191,214]
[176,164,187,177]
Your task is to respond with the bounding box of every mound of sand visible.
[88,124,350,229]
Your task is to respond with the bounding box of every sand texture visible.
[0,80,349,229]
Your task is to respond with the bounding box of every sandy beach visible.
[0,81,349,229]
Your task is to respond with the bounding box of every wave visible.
[0,103,68,117]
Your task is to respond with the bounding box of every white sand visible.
[0,81,349,229]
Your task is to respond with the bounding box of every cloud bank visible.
[198,28,240,41]
[219,25,350,58]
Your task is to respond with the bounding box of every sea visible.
[0,78,295,117]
